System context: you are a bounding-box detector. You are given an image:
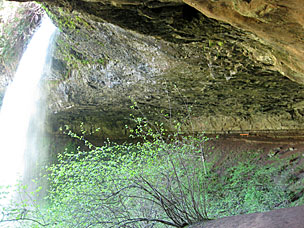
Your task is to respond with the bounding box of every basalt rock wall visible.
[5,0,304,139]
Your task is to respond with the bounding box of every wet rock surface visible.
[3,0,304,139]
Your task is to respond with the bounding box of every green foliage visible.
[37,116,292,227]
[0,2,44,69]
[0,183,49,227]
[206,156,290,218]
[44,122,210,227]
[0,109,295,227]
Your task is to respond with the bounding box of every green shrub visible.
[0,118,292,227]
[44,127,210,227]
[206,157,290,218]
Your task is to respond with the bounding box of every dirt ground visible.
[205,132,304,169]
[189,205,304,228]
[207,132,304,156]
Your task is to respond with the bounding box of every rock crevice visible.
[3,0,304,138]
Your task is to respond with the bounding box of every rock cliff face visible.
[185,0,304,83]
[5,0,304,139]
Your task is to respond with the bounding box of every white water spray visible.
[0,16,57,206]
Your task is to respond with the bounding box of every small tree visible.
[44,120,211,228]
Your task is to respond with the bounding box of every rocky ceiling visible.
[6,0,304,139]
[185,0,304,83]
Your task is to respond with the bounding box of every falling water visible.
[0,16,57,206]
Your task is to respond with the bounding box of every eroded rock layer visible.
[185,0,304,83]
[4,0,304,138]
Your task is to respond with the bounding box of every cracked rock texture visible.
[4,0,304,139]
[184,0,304,83]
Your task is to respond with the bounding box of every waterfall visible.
[0,16,57,206]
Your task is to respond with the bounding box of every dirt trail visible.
[189,205,304,228]
[207,132,304,158]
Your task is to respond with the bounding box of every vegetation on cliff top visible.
[0,1,43,74]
